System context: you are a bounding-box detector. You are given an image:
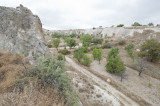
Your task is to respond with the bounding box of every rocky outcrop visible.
[44,26,160,38]
[0,5,49,64]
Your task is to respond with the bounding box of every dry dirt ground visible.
[66,56,139,106]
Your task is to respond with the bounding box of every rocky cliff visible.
[44,26,160,38]
[0,5,49,64]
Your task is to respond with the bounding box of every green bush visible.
[69,33,77,38]
[52,33,63,38]
[80,54,92,66]
[125,44,135,60]
[118,40,126,45]
[117,24,124,27]
[27,56,78,105]
[105,40,109,43]
[132,22,142,26]
[53,38,60,50]
[47,44,52,48]
[80,34,92,47]
[58,49,71,55]
[90,45,101,50]
[148,22,154,26]
[66,38,76,49]
[73,48,84,62]
[92,38,103,44]
[81,46,88,53]
[57,54,65,61]
[92,48,102,64]
[102,43,111,49]
[138,39,160,62]
[125,44,134,51]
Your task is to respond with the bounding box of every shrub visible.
[47,44,52,48]
[132,22,142,26]
[52,33,63,38]
[125,44,135,60]
[92,38,103,44]
[80,54,92,66]
[117,24,124,27]
[27,56,78,105]
[53,38,60,50]
[90,45,101,50]
[138,39,160,62]
[66,38,76,49]
[58,49,71,55]
[57,54,65,61]
[81,46,88,53]
[148,22,154,26]
[102,43,111,49]
[69,33,77,38]
[80,34,92,47]
[73,49,84,62]
[108,48,119,58]
[105,40,109,43]
[125,44,134,51]
[92,48,102,64]
[118,40,126,45]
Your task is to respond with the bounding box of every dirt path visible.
[66,56,139,106]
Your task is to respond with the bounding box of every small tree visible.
[132,22,142,26]
[106,48,126,80]
[139,39,160,62]
[67,38,76,49]
[148,22,154,26]
[73,49,84,62]
[92,48,102,64]
[125,44,135,61]
[106,55,125,73]
[80,34,92,47]
[108,48,119,58]
[53,38,60,50]
[80,54,92,66]
[117,24,124,27]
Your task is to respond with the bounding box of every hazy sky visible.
[1,0,160,30]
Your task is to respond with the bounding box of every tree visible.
[53,38,60,50]
[106,55,126,73]
[136,58,145,76]
[117,24,124,27]
[92,48,102,64]
[148,22,154,26]
[80,34,92,47]
[139,39,160,62]
[106,48,125,73]
[67,38,76,49]
[132,22,142,26]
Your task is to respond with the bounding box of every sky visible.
[1,0,160,30]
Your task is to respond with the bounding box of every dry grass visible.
[0,82,64,106]
[0,49,64,106]
[0,50,27,92]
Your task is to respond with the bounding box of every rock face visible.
[44,26,160,38]
[0,5,49,64]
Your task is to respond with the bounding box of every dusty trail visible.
[66,56,139,106]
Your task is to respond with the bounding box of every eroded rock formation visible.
[0,5,49,64]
